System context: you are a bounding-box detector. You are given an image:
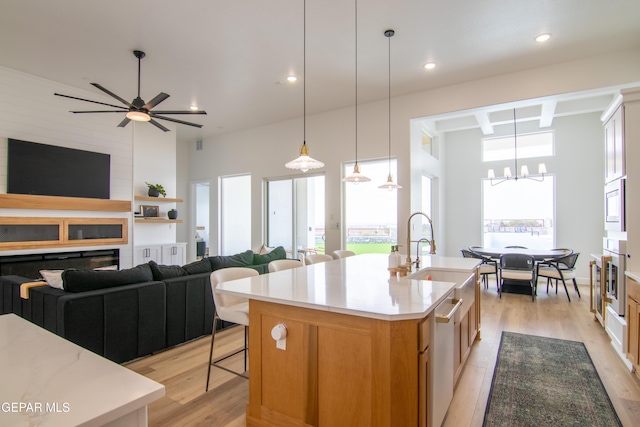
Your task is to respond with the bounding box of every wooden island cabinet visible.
[627,272,640,374]
[216,254,480,427]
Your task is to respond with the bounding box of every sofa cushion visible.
[182,258,213,275]
[209,250,255,271]
[40,265,118,290]
[62,263,154,293]
[149,261,188,281]
[252,246,286,265]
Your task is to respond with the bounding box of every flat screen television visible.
[7,139,111,199]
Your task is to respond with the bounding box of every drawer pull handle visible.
[436,298,463,323]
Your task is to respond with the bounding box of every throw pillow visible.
[40,265,118,289]
[256,244,275,255]
[182,258,213,275]
[39,270,64,289]
[149,260,188,280]
[252,246,286,265]
[209,249,255,270]
[62,263,154,293]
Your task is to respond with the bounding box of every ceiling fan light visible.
[126,110,151,122]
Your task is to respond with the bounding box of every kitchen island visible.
[217,253,480,427]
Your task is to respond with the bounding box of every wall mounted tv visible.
[7,139,111,199]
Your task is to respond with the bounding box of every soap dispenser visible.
[389,245,402,268]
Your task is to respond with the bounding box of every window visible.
[482,177,555,249]
[344,159,398,254]
[422,175,432,218]
[482,131,554,162]
[220,175,251,255]
[266,175,325,256]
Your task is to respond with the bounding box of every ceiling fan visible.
[54,50,206,132]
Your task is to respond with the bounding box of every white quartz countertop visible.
[0,314,165,427]
[626,271,640,283]
[217,253,479,321]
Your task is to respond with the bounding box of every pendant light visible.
[379,29,402,190]
[285,0,324,173]
[343,0,370,183]
[487,108,547,186]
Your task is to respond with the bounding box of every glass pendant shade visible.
[343,163,371,183]
[378,174,402,191]
[285,143,324,173]
[538,163,547,174]
[521,165,529,177]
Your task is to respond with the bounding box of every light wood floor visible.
[126,283,640,426]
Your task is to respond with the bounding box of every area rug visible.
[483,332,622,427]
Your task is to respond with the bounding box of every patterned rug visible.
[483,332,622,427]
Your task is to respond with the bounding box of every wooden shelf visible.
[0,193,131,212]
[135,218,183,224]
[134,196,183,203]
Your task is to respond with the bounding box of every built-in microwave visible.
[605,177,625,232]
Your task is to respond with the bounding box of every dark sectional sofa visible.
[0,247,286,363]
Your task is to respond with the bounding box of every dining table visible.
[469,247,567,296]
[470,247,567,261]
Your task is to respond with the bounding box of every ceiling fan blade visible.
[143,92,170,110]
[151,110,207,115]
[71,110,130,113]
[91,83,134,108]
[54,93,127,110]
[149,118,170,132]
[152,114,203,128]
[117,117,131,128]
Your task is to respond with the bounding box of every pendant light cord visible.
[354,0,358,165]
[303,0,306,146]
[513,108,517,174]
[387,30,392,176]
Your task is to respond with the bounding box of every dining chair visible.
[206,267,259,391]
[333,250,356,259]
[268,259,303,272]
[536,252,580,302]
[461,249,498,290]
[305,254,333,265]
[499,253,536,302]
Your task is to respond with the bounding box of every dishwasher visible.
[431,291,462,427]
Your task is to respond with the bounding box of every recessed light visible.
[535,33,551,43]
[423,62,436,70]
[286,75,298,82]
[189,105,199,111]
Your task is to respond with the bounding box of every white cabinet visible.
[161,243,186,266]
[134,245,162,265]
[134,243,186,266]
[603,101,625,183]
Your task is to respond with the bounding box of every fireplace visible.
[0,249,120,280]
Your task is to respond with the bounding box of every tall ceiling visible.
[1,0,639,142]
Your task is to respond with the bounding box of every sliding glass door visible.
[266,175,325,256]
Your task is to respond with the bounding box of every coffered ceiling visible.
[1,0,639,141]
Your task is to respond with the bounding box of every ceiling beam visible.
[474,111,494,135]
[539,101,557,128]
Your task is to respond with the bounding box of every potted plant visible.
[145,182,166,198]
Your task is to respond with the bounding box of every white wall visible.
[0,66,134,265]
[132,119,179,248]
[443,113,604,279]
[179,48,640,263]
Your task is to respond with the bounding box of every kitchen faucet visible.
[406,212,436,271]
